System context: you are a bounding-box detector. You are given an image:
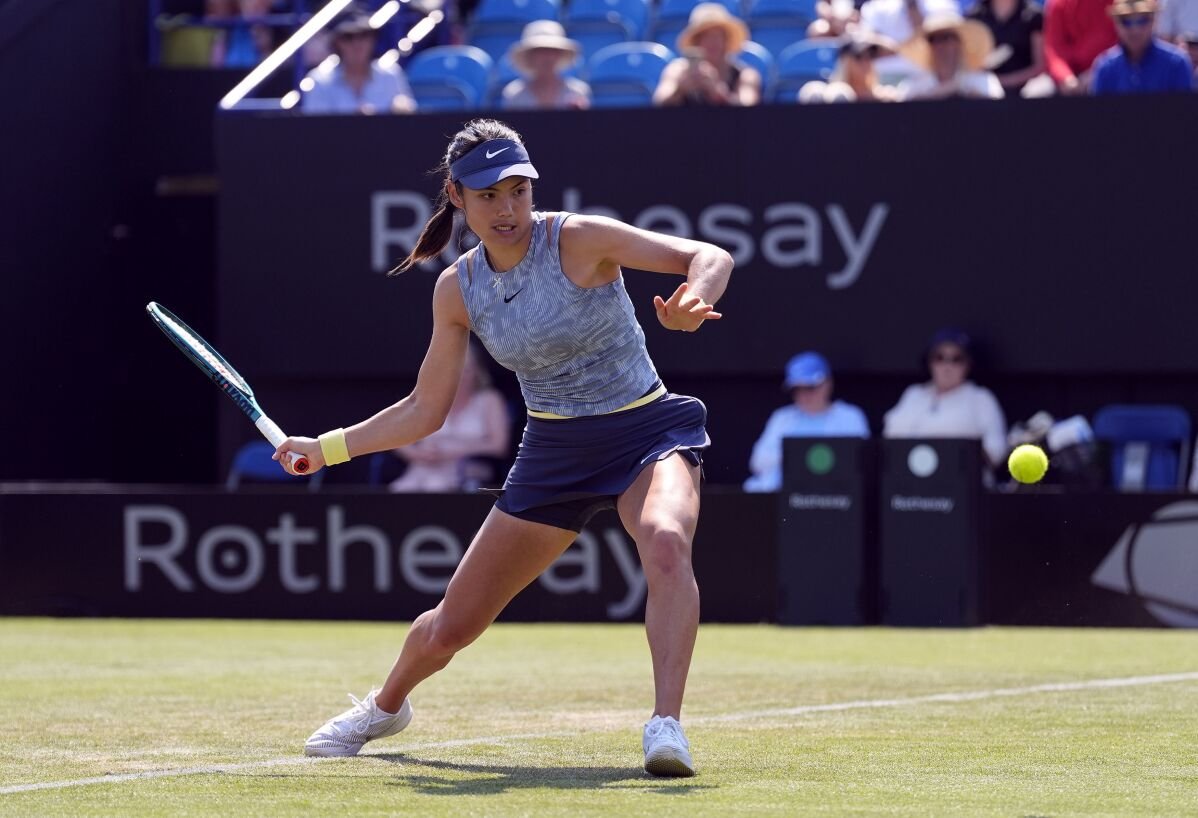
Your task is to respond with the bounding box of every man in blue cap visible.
[744,352,870,492]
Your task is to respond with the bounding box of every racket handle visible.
[255,416,311,474]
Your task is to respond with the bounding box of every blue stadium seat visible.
[651,0,742,50]
[469,0,561,63]
[225,441,322,491]
[773,38,838,100]
[406,45,493,111]
[748,0,817,57]
[749,22,810,59]
[566,0,650,54]
[486,54,524,105]
[736,39,775,98]
[587,41,674,107]
[1093,405,1192,491]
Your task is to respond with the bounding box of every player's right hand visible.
[274,437,325,475]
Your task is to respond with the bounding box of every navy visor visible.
[449,139,539,189]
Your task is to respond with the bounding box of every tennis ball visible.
[1008,444,1048,484]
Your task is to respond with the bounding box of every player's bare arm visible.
[274,268,469,473]
[560,215,732,332]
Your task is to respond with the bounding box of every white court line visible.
[3,671,1196,796]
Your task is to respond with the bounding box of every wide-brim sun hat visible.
[1108,0,1158,15]
[839,30,899,58]
[900,13,997,72]
[508,20,582,74]
[676,3,749,56]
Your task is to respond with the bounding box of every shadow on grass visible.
[371,753,716,796]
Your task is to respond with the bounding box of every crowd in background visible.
[154,0,1196,113]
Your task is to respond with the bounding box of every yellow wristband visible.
[318,428,351,466]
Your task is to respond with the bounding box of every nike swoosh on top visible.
[503,288,524,303]
[485,147,512,159]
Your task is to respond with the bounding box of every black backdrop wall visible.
[213,99,1198,485]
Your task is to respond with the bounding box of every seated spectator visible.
[883,328,1008,469]
[744,352,870,492]
[209,0,275,68]
[654,3,762,106]
[1044,0,1117,94]
[301,9,416,114]
[389,344,510,493]
[1156,0,1198,45]
[899,13,1006,98]
[808,0,861,39]
[1185,31,1198,76]
[859,0,962,80]
[968,0,1048,94]
[799,31,903,101]
[1091,0,1195,92]
[502,21,592,110]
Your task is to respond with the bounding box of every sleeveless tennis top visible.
[456,211,660,417]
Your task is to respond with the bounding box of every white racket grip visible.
[255,415,310,474]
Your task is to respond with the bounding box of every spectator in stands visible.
[968,0,1048,94]
[899,13,1007,97]
[799,31,902,101]
[389,343,510,492]
[1091,0,1195,92]
[1184,32,1198,76]
[654,3,762,106]
[808,0,861,39]
[859,0,962,79]
[208,0,275,68]
[501,21,592,110]
[883,328,1008,469]
[301,9,416,115]
[744,352,870,492]
[1156,0,1198,45]
[1044,0,1117,93]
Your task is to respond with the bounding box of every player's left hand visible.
[654,282,722,332]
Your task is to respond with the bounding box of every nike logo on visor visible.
[485,147,512,159]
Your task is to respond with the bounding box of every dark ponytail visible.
[389,118,526,275]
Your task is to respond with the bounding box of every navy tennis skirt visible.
[492,392,710,532]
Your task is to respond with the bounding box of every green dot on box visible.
[805,443,835,475]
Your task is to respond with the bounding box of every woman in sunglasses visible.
[1090,0,1195,93]
[797,32,901,102]
[882,328,1008,471]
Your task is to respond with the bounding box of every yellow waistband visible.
[526,384,667,420]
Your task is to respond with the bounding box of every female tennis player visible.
[274,118,731,777]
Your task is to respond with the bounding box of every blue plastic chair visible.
[773,38,838,100]
[750,22,812,59]
[1093,404,1192,491]
[469,0,561,62]
[406,45,494,111]
[226,441,322,491]
[566,0,650,42]
[736,40,775,98]
[587,41,674,107]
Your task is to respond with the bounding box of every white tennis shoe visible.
[304,690,412,757]
[642,715,695,777]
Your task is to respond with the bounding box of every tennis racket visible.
[146,302,309,474]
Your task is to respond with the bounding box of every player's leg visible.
[304,508,575,757]
[617,453,702,776]
[375,507,576,711]
[617,454,702,718]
